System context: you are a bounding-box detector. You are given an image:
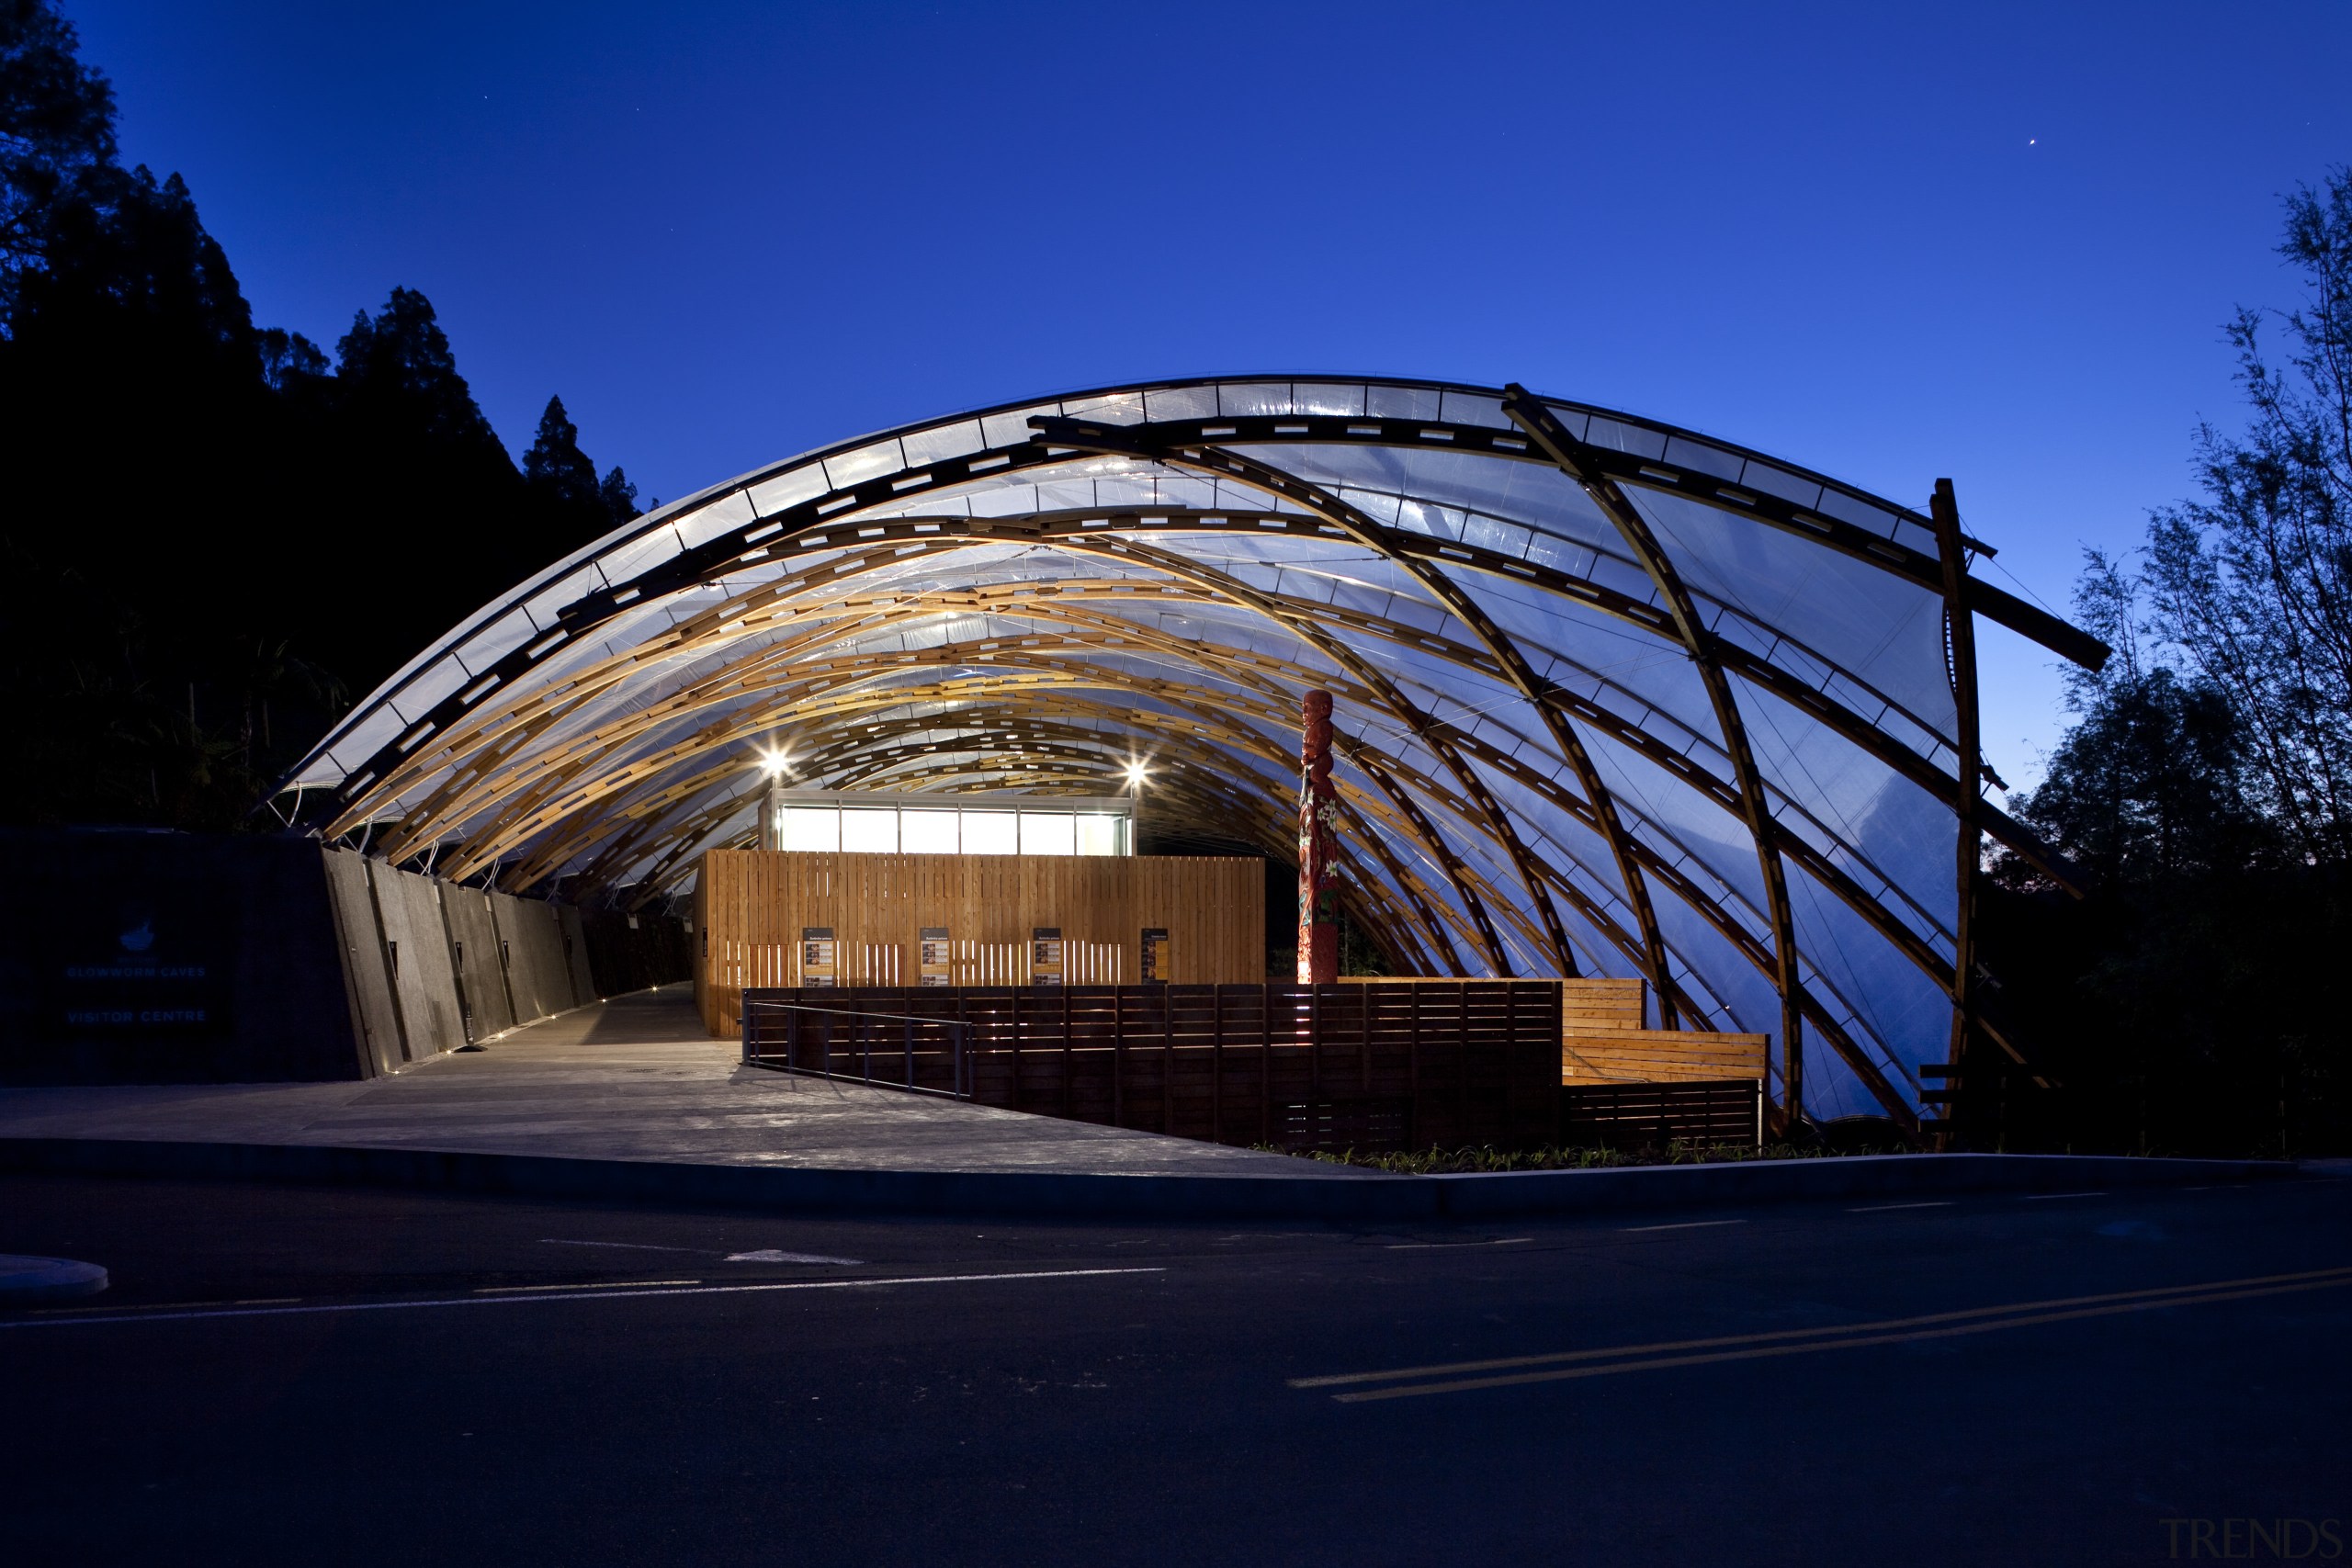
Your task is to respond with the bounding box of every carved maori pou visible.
[1298,688,1339,984]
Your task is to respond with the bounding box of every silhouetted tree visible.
[2142,168,2352,863]
[2006,555,2275,889]
[255,324,326,389]
[598,464,640,524]
[0,0,114,314]
[334,287,509,465]
[524,395,598,503]
[1975,190,2352,1155]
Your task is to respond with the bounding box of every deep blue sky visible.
[70,1,2352,791]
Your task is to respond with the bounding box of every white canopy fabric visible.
[278,376,2100,1123]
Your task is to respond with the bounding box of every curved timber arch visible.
[277,376,2106,1124]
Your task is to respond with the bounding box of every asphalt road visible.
[4,1169,2346,1566]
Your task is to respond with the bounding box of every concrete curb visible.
[0,1137,2305,1223]
[0,1252,109,1300]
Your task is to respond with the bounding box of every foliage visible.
[1267,1140,1901,1173]
[2140,168,2352,864]
[0,0,111,313]
[1985,170,2352,1157]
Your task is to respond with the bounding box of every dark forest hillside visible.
[0,0,639,829]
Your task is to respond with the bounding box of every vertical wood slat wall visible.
[695,850,1264,1036]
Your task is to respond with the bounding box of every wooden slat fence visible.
[742,981,1563,1153]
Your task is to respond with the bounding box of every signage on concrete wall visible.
[44,885,232,1043]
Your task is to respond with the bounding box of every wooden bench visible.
[1343,976,1770,1085]
[1554,978,1767,1082]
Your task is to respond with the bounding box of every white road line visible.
[1848,1201,1954,1213]
[1622,1219,1747,1234]
[475,1280,699,1293]
[0,1267,1165,1331]
[726,1250,864,1265]
[2023,1191,2109,1201]
[538,1238,699,1253]
[1385,1237,1534,1250]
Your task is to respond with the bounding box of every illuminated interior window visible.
[900,809,959,854]
[840,808,899,853]
[1020,812,1076,856]
[778,807,838,852]
[962,811,1017,855]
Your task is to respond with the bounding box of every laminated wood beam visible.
[1504,387,1813,1122]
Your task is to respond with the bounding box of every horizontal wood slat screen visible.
[695,849,1263,1036]
[741,981,1563,1153]
[1338,975,1769,1086]
[1559,1079,1765,1149]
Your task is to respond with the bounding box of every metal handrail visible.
[741,999,975,1100]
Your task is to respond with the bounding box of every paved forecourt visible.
[0,988,1317,1178]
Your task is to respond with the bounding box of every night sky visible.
[69,0,2352,791]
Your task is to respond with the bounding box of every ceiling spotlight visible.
[755,748,793,778]
[1123,759,1150,788]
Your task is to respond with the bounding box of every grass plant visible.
[1261,1140,1903,1174]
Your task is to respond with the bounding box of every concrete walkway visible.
[0,989,1317,1177]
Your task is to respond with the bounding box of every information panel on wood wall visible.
[919,926,951,987]
[1031,927,1063,987]
[800,926,836,988]
[1140,927,1170,984]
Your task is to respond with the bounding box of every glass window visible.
[900,809,960,853]
[1020,812,1076,856]
[963,811,1017,855]
[778,807,839,852]
[1075,815,1123,856]
[841,808,898,853]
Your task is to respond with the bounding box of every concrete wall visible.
[491,892,574,1026]
[1,828,694,1084]
[370,863,467,1061]
[1,829,366,1084]
[321,848,403,1077]
[558,903,597,1009]
[439,885,514,1040]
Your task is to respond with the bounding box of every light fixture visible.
[1123,759,1150,789]
[755,747,793,778]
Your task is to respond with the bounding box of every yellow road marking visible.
[1293,1264,2352,1395]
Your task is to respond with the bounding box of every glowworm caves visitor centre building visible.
[3,377,2106,1145]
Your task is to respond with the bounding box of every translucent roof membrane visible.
[278,376,2098,1127]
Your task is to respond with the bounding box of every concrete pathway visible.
[0,989,1317,1176]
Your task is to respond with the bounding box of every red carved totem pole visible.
[1297,688,1339,983]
